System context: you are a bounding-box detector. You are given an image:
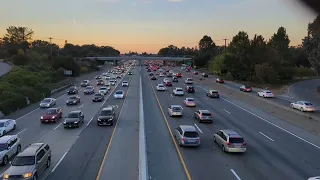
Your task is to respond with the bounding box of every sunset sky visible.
[0,0,317,53]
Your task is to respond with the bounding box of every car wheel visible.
[33,173,38,180]
[290,104,294,108]
[2,155,8,165]
[16,145,21,154]
[3,130,6,136]
[300,108,304,112]
[46,158,51,168]
[213,136,216,142]
[13,124,16,130]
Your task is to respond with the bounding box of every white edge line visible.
[223,109,231,114]
[86,117,94,127]
[259,132,275,142]
[16,128,26,136]
[170,94,173,97]
[51,149,70,173]
[53,123,62,130]
[194,124,203,133]
[139,75,148,180]
[179,105,183,110]
[230,169,242,180]
[78,104,83,108]
[204,97,208,100]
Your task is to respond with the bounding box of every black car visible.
[97,106,116,126]
[202,73,208,77]
[95,76,102,79]
[92,93,104,102]
[67,86,78,94]
[172,77,178,82]
[66,95,80,105]
[63,110,84,128]
[128,72,133,75]
[151,76,157,80]
[186,86,195,93]
[149,73,154,76]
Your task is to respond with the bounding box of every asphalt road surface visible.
[288,79,320,105]
[146,67,320,180]
[0,62,12,77]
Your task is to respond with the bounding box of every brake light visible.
[242,142,247,146]
[210,113,212,117]
[226,142,232,146]
[182,138,186,142]
[196,139,200,142]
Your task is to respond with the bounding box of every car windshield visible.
[172,107,181,111]
[68,113,79,118]
[94,94,102,97]
[188,87,194,89]
[46,109,57,115]
[82,80,87,83]
[0,143,7,151]
[101,110,112,116]
[110,80,115,82]
[69,96,77,99]
[12,156,35,166]
[245,86,251,88]
[69,87,76,90]
[116,91,123,94]
[86,87,93,89]
[42,99,51,103]
[184,131,199,138]
[100,88,107,90]
[159,85,164,87]
[188,79,193,81]
[304,102,313,106]
[229,137,244,144]
[123,82,128,83]
[187,99,194,102]
[0,122,4,127]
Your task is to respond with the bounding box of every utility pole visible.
[49,37,53,60]
[223,38,228,54]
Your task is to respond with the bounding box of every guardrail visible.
[50,83,73,94]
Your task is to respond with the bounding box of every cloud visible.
[168,0,183,2]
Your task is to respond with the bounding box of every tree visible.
[199,35,215,52]
[255,63,277,83]
[31,40,59,56]
[2,26,34,55]
[250,34,267,64]
[303,15,320,75]
[208,53,228,75]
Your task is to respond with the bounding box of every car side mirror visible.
[7,146,11,150]
[37,160,41,164]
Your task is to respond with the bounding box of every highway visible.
[0,61,12,77]
[145,67,320,180]
[288,79,320,105]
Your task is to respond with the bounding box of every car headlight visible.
[74,121,78,123]
[63,122,66,124]
[3,173,8,179]
[41,116,43,119]
[73,101,77,103]
[97,118,101,121]
[23,172,33,178]
[108,119,113,121]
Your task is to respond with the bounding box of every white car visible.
[103,84,111,90]
[290,101,316,112]
[99,87,108,95]
[168,105,183,116]
[184,98,196,107]
[106,76,111,79]
[173,88,184,96]
[163,78,170,83]
[308,177,320,180]
[159,73,164,77]
[185,78,193,84]
[0,119,16,136]
[156,84,166,91]
[257,90,274,98]
[109,80,116,86]
[122,81,129,87]
[114,90,124,99]
[39,98,56,108]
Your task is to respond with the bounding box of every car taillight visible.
[242,142,247,146]
[182,138,186,142]
[196,139,200,142]
[226,142,232,146]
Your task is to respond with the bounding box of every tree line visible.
[157,17,320,83]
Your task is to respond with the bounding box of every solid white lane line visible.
[259,132,275,142]
[194,124,203,133]
[51,149,70,173]
[16,108,39,120]
[204,97,208,100]
[86,117,94,127]
[78,104,83,108]
[16,128,26,136]
[223,109,231,114]
[170,94,173,97]
[54,123,62,130]
[221,97,320,149]
[230,169,242,180]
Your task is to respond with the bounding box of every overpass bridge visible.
[81,56,193,65]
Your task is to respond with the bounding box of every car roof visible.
[179,125,197,132]
[0,135,17,143]
[158,84,164,86]
[68,95,78,98]
[116,90,124,93]
[221,129,242,138]
[209,90,218,92]
[69,110,81,114]
[176,87,183,90]
[47,108,58,111]
[199,110,210,113]
[18,143,45,156]
[299,101,312,104]
[171,105,181,108]
[0,119,12,123]
[263,90,272,93]
[44,98,54,100]
[186,98,194,100]
[123,81,128,82]
[102,106,113,111]
[86,86,93,88]
[70,86,76,88]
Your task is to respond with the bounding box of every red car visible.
[165,81,172,86]
[176,73,182,78]
[41,108,62,123]
[216,78,224,83]
[193,71,198,75]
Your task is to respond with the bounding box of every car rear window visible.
[172,107,181,111]
[184,131,199,138]
[229,137,244,144]
[202,112,211,116]
[304,103,313,106]
[187,99,194,101]
[176,89,182,91]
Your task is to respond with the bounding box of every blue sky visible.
[0,0,316,53]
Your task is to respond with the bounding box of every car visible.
[122,81,129,87]
[0,119,16,136]
[163,78,169,83]
[149,73,154,76]
[63,110,84,128]
[186,86,195,93]
[167,73,172,77]
[39,98,56,108]
[172,77,178,82]
[97,106,116,126]
[159,73,164,77]
[111,78,117,83]
[156,84,166,91]
[193,71,198,75]
[185,69,190,72]
[176,73,182,78]
[151,76,157,80]
[109,80,116,86]
[84,86,94,94]
[116,74,122,79]
[308,177,320,180]
[290,101,316,112]
[168,105,183,117]
[184,98,196,107]
[66,95,81,105]
[147,69,151,72]
[0,135,21,165]
[95,75,102,79]
[114,90,125,99]
[173,87,184,96]
[97,79,105,86]
[106,75,111,79]
[128,72,133,75]
[216,78,224,83]
[174,125,200,147]
[257,90,274,98]
[81,80,90,87]
[185,78,193,84]
[103,84,111,90]
[213,130,247,153]
[202,73,208,77]
[40,108,62,123]
[165,81,172,86]
[99,87,109,95]
[207,90,219,98]
[239,85,252,92]
[194,110,213,123]
[92,93,105,102]
[3,143,51,179]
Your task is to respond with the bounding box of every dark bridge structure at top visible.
[80,56,193,65]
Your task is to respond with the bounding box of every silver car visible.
[0,135,21,165]
[194,110,213,123]
[110,80,116,86]
[290,101,316,112]
[3,143,51,180]
[84,86,94,94]
[174,125,200,147]
[168,105,183,117]
[0,119,16,136]
[39,98,56,108]
[213,129,247,153]
[99,87,109,95]
[114,90,124,99]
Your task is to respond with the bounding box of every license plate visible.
[188,140,196,142]
[69,125,72,127]
[234,145,241,148]
[45,120,48,122]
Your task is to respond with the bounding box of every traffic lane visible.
[97,70,139,180]
[142,71,187,180]
[46,76,132,180]
[151,79,314,180]
[0,62,12,77]
[149,78,235,180]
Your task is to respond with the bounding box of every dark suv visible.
[186,86,195,93]
[3,143,51,180]
[97,106,116,126]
